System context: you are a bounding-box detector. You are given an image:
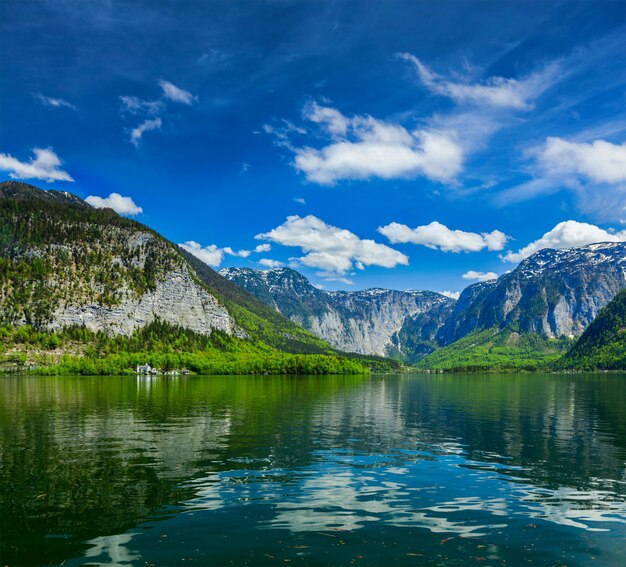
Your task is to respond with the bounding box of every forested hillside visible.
[559,289,626,370]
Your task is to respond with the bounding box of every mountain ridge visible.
[438,241,626,345]
[219,266,455,360]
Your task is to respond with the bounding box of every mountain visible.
[219,267,455,360]
[438,242,626,345]
[417,242,626,370]
[559,288,626,370]
[0,181,332,355]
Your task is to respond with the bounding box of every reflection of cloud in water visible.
[270,466,509,537]
[272,470,393,532]
[518,486,626,531]
[82,532,140,565]
[425,496,509,516]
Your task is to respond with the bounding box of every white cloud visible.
[400,53,558,110]
[539,137,626,184]
[120,95,163,115]
[159,80,196,105]
[500,137,626,220]
[0,148,73,183]
[180,241,224,267]
[303,101,349,137]
[293,107,463,184]
[502,220,626,263]
[258,258,284,268]
[130,118,162,147]
[439,291,460,300]
[34,93,77,110]
[378,221,508,252]
[293,197,306,204]
[85,193,143,216]
[223,246,251,258]
[180,240,271,268]
[255,214,408,278]
[462,271,498,282]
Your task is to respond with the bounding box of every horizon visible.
[1,0,625,294]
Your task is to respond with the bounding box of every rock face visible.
[49,270,233,336]
[438,242,626,344]
[219,267,454,359]
[0,182,236,336]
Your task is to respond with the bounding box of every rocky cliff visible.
[219,267,454,359]
[438,242,626,344]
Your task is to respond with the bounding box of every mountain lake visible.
[1,373,625,566]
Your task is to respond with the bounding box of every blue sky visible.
[2,0,626,295]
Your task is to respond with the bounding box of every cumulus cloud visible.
[159,80,196,105]
[223,246,251,258]
[255,214,408,278]
[292,107,463,184]
[0,147,73,182]
[502,220,626,262]
[399,53,559,110]
[293,197,306,204]
[462,271,498,282]
[85,193,143,216]
[439,291,460,300]
[303,101,349,137]
[120,95,163,115]
[538,137,626,184]
[180,241,224,267]
[180,240,271,268]
[130,118,162,147]
[258,258,283,268]
[378,221,508,252]
[34,93,77,110]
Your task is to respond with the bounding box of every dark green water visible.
[0,374,625,566]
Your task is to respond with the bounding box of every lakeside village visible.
[135,364,191,376]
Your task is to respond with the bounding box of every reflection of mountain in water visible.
[0,374,625,566]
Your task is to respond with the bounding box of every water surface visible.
[0,373,625,566]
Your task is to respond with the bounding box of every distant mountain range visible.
[219,267,454,360]
[438,243,626,345]
[221,242,626,366]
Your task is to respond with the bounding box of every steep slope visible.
[438,243,626,345]
[219,267,454,360]
[0,181,331,354]
[420,328,572,371]
[559,288,626,370]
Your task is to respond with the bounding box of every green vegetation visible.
[0,189,182,326]
[558,288,626,370]
[182,250,333,354]
[0,320,377,375]
[418,327,573,372]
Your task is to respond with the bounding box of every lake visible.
[0,373,625,566]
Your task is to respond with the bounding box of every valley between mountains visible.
[1,180,625,374]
